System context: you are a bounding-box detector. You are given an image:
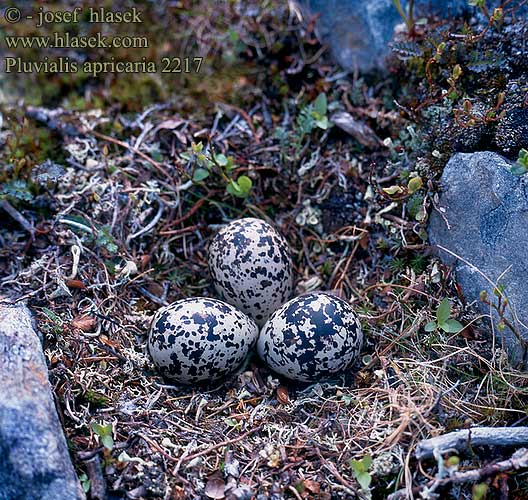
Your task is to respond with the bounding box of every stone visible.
[299,0,522,72]
[0,300,85,500]
[428,152,528,366]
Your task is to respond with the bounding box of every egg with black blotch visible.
[148,297,258,384]
[257,292,363,382]
[208,218,294,326]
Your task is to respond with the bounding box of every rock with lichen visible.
[298,0,513,72]
[0,300,84,500]
[428,152,528,366]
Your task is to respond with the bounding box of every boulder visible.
[299,0,523,71]
[428,152,528,366]
[0,301,85,500]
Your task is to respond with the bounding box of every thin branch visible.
[415,426,528,460]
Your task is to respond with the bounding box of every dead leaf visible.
[359,234,370,251]
[173,129,188,145]
[66,279,85,289]
[138,255,150,270]
[153,119,188,145]
[277,386,290,405]
[331,111,381,149]
[100,334,119,348]
[204,477,225,499]
[71,315,97,332]
[170,485,186,500]
[154,118,184,131]
[303,480,320,494]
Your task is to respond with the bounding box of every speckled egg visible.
[208,218,294,326]
[148,297,258,384]
[257,292,363,382]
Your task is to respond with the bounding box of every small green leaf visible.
[473,483,488,500]
[383,185,404,195]
[236,175,252,193]
[223,417,240,428]
[350,456,372,490]
[227,176,252,198]
[356,471,372,490]
[91,422,106,436]
[91,422,113,449]
[315,117,330,130]
[193,168,209,182]
[102,434,114,450]
[518,148,528,167]
[424,321,437,332]
[436,298,451,325]
[492,7,503,21]
[105,260,117,274]
[511,164,528,176]
[228,29,239,42]
[215,153,228,167]
[493,284,505,296]
[441,319,464,333]
[79,474,91,493]
[226,180,244,197]
[96,422,110,434]
[313,93,327,116]
[341,394,353,406]
[225,157,236,173]
[407,176,423,194]
[415,209,426,222]
[350,459,365,474]
[350,455,372,474]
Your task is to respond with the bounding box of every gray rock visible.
[299,0,523,71]
[428,152,528,366]
[0,301,85,500]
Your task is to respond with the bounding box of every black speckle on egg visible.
[208,218,294,326]
[148,297,258,384]
[257,292,364,382]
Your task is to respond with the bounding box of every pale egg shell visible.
[257,292,363,382]
[208,218,294,326]
[148,297,258,384]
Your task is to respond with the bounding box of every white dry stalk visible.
[66,245,81,280]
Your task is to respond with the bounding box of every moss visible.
[83,390,111,408]
[0,112,63,185]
